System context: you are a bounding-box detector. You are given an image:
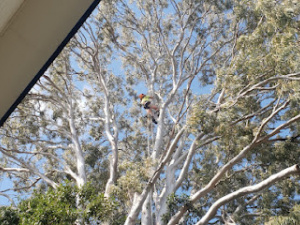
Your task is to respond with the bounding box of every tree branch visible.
[0,167,30,173]
[0,147,58,189]
[195,164,300,225]
[0,193,15,206]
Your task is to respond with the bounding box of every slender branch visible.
[230,99,276,125]
[0,147,58,189]
[232,194,260,217]
[175,133,203,190]
[222,72,300,109]
[254,100,289,141]
[0,193,15,206]
[8,178,41,193]
[0,167,29,173]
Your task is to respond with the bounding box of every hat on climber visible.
[139,93,145,100]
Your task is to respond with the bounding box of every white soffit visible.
[0,0,100,126]
[0,0,24,35]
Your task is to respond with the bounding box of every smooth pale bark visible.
[196,164,300,225]
[142,191,153,225]
[0,167,29,172]
[124,127,186,225]
[69,102,87,187]
[92,59,119,198]
[155,162,176,225]
[152,104,168,159]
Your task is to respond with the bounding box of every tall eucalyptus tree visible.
[1,0,300,224]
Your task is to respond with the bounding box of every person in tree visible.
[139,93,160,124]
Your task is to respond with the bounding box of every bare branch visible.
[254,100,290,141]
[0,147,58,189]
[232,194,260,217]
[0,193,15,206]
[0,167,29,173]
[175,133,203,190]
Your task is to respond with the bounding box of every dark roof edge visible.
[0,0,101,127]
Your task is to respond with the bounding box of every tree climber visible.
[139,93,160,124]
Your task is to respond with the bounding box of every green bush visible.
[0,183,119,225]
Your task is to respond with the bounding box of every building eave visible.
[0,0,100,127]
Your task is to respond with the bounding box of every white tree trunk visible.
[69,103,86,187]
[95,68,119,198]
[155,163,176,225]
[105,139,118,197]
[142,191,153,225]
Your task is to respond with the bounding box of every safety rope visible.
[147,115,151,157]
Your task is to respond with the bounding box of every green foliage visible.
[0,183,119,225]
[0,207,20,225]
[266,204,300,225]
[219,0,300,96]
[162,193,202,225]
[111,158,154,210]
